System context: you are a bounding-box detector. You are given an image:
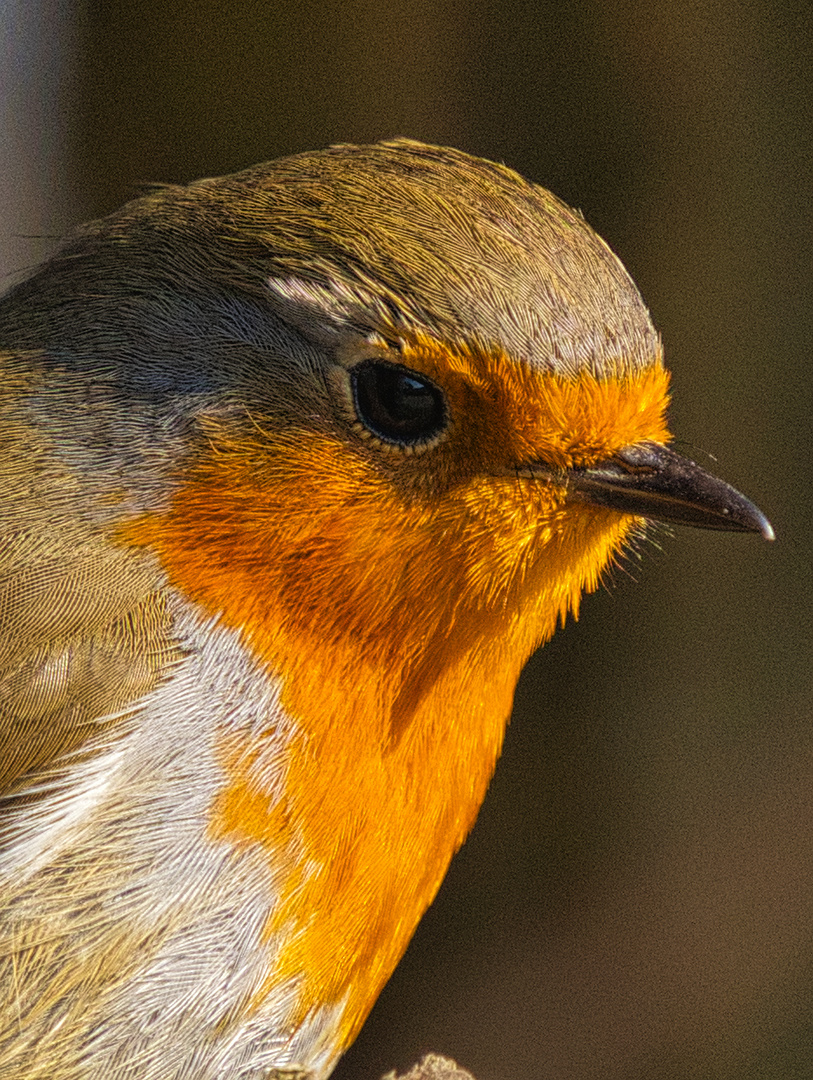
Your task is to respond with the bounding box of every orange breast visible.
[119,344,670,1046]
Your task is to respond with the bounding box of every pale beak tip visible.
[759,517,776,542]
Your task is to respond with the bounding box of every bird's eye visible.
[350,361,447,447]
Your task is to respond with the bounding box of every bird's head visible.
[1,140,770,744]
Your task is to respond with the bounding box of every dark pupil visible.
[352,361,445,444]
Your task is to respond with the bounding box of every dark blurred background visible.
[2,1,810,1077]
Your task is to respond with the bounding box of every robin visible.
[0,140,772,1080]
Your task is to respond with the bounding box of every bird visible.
[0,139,772,1080]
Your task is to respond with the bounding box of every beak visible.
[564,442,774,540]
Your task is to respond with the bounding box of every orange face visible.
[120,332,671,1046]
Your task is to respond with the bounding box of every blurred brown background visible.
[2,1,811,1077]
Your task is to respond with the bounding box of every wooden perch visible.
[384,1054,478,1080]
